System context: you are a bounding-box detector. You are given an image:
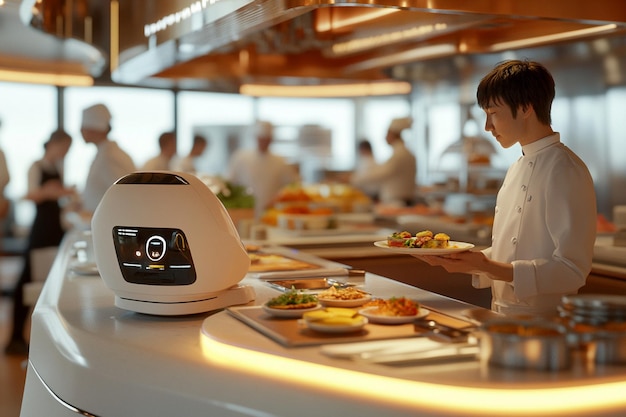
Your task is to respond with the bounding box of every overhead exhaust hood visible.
[0,0,105,86]
[21,0,626,94]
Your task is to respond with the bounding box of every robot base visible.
[115,285,256,315]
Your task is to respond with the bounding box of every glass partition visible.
[177,91,254,176]
[0,82,57,228]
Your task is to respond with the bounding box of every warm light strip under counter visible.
[201,333,626,416]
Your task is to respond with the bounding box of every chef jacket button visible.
[511,237,518,245]
[521,185,527,192]
[516,206,522,213]
[527,195,532,202]
[528,161,534,168]
[494,206,499,213]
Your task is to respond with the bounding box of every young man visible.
[415,60,597,317]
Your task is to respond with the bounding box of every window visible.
[0,82,57,228]
[177,91,254,176]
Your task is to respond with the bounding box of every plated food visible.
[317,286,371,307]
[359,297,429,324]
[387,230,450,248]
[263,287,320,317]
[302,307,368,333]
[374,233,474,255]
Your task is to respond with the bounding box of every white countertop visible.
[20,230,626,417]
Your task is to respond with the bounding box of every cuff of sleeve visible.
[511,260,536,300]
[472,273,491,289]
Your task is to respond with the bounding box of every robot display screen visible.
[112,226,196,285]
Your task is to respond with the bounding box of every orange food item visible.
[365,297,419,316]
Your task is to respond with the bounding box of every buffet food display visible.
[261,183,373,230]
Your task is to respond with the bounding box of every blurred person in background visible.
[142,131,177,171]
[0,119,10,229]
[173,134,208,174]
[79,103,135,215]
[4,129,76,355]
[351,139,379,201]
[351,117,416,206]
[226,121,298,219]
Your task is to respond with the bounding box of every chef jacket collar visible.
[521,133,560,156]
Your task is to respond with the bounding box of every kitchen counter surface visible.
[20,230,626,417]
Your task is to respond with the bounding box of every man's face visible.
[257,136,271,153]
[80,127,96,144]
[482,100,523,149]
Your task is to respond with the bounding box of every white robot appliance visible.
[91,171,255,315]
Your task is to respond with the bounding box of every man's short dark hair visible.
[477,60,555,125]
[158,131,175,148]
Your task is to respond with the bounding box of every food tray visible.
[227,305,473,347]
[248,253,321,273]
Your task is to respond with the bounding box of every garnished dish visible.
[359,297,429,324]
[302,307,368,333]
[317,286,372,307]
[387,230,413,247]
[375,230,474,255]
[387,230,450,248]
[262,288,320,317]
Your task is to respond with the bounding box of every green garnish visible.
[267,287,318,307]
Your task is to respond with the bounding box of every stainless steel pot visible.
[478,319,572,371]
[590,324,626,365]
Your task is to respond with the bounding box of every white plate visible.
[373,240,474,255]
[262,303,321,318]
[318,295,372,308]
[305,316,368,333]
[359,306,430,324]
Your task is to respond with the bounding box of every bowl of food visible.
[317,286,371,308]
[302,307,367,333]
[359,297,428,324]
[262,288,320,318]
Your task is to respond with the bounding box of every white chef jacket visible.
[172,155,196,174]
[227,150,297,219]
[142,154,171,171]
[351,140,416,205]
[351,154,380,199]
[82,140,136,213]
[473,133,597,317]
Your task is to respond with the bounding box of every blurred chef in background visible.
[351,117,416,206]
[227,121,298,219]
[142,131,177,171]
[172,134,208,174]
[80,103,136,215]
[352,139,379,201]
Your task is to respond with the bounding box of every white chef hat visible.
[254,121,273,138]
[388,117,413,134]
[82,103,112,131]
